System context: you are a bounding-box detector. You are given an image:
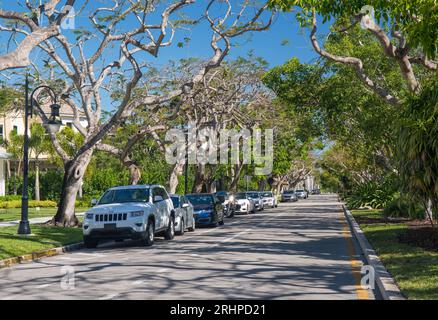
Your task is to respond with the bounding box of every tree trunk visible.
[128,163,141,185]
[192,164,206,193]
[34,161,40,201]
[13,169,17,195]
[168,163,184,194]
[229,164,244,192]
[52,150,93,227]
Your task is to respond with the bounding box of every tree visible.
[269,0,437,105]
[397,78,438,224]
[29,123,51,201]
[0,1,76,71]
[11,0,272,226]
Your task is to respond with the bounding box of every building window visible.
[66,122,72,128]
[0,124,3,142]
[13,126,18,133]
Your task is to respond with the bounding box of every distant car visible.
[295,189,308,199]
[83,185,175,248]
[247,192,264,211]
[215,191,235,218]
[281,190,298,202]
[234,192,256,214]
[186,193,225,227]
[260,191,278,208]
[170,194,195,235]
[311,189,321,195]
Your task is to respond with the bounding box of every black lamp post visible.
[17,75,62,235]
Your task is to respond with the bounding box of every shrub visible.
[345,179,396,209]
[0,195,22,202]
[0,200,57,209]
[383,195,425,219]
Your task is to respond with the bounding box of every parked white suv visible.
[83,185,175,248]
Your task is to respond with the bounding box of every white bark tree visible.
[6,0,273,226]
[0,0,76,71]
[309,9,437,106]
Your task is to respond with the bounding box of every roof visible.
[109,185,164,191]
[39,103,86,118]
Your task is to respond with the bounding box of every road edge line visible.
[341,204,405,300]
[0,242,83,269]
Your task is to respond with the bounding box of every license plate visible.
[104,223,116,230]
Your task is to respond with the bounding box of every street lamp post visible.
[18,75,62,235]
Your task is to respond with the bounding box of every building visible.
[0,104,88,196]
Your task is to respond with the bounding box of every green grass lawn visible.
[0,225,83,260]
[351,209,438,300]
[0,207,90,222]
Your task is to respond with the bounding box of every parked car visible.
[234,192,256,214]
[311,188,321,195]
[215,191,235,218]
[247,192,264,211]
[281,190,298,202]
[83,185,175,248]
[185,193,225,227]
[260,191,278,208]
[295,189,308,199]
[170,194,195,235]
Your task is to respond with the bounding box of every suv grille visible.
[95,213,128,222]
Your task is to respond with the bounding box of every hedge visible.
[0,200,57,209]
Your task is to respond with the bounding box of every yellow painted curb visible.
[0,243,83,269]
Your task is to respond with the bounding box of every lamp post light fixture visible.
[17,75,63,235]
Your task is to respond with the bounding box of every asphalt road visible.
[0,194,375,300]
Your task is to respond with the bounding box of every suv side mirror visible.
[91,199,98,206]
[153,195,163,203]
[182,203,189,208]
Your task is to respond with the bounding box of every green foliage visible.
[383,194,424,219]
[344,179,397,209]
[0,195,22,202]
[397,78,438,218]
[269,0,438,58]
[0,200,57,209]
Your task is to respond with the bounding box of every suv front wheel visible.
[164,217,175,240]
[142,220,155,246]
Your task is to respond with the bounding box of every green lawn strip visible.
[0,225,83,260]
[351,210,438,300]
[0,207,90,222]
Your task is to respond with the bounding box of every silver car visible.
[247,192,264,211]
[260,191,278,208]
[170,194,195,235]
[295,189,308,199]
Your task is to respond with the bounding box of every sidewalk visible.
[0,212,85,228]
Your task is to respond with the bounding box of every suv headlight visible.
[130,211,144,217]
[85,213,94,220]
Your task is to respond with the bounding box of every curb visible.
[342,204,405,300]
[0,242,83,269]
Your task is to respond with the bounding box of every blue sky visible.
[0,1,331,107]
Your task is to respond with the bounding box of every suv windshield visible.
[283,190,295,194]
[186,194,214,205]
[99,188,150,205]
[296,190,305,192]
[261,192,273,197]
[247,193,259,199]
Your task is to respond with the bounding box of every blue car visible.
[185,193,225,227]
